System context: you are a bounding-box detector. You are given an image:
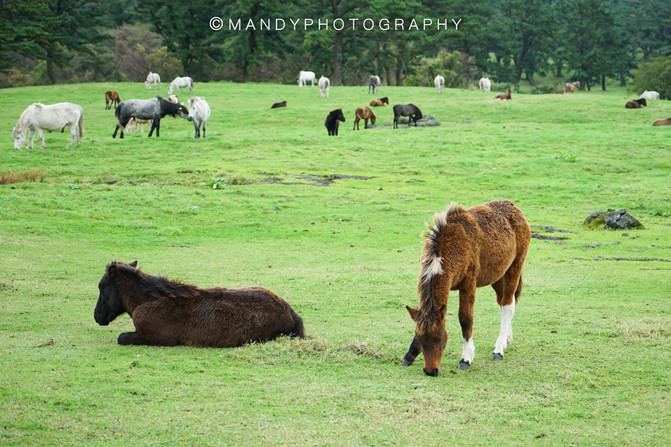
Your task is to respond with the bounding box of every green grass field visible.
[1,81,670,445]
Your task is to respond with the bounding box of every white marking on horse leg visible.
[461,337,475,365]
[494,303,515,356]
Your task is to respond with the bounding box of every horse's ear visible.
[107,262,117,277]
[129,261,138,268]
[406,306,418,321]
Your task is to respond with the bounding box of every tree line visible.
[1,0,670,92]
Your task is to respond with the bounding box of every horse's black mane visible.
[115,262,200,300]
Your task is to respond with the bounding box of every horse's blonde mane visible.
[415,203,464,332]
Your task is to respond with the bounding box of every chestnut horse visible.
[403,201,530,376]
[370,97,389,107]
[105,90,121,110]
[353,107,376,130]
[94,261,305,347]
[564,81,580,93]
[494,88,511,100]
[652,117,671,126]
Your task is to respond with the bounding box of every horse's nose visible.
[423,368,439,377]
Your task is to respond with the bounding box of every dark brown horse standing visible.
[94,261,305,347]
[325,109,346,136]
[403,200,530,376]
[393,104,422,128]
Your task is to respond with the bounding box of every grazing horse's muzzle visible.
[423,367,439,377]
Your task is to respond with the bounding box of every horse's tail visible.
[289,309,305,338]
[514,272,523,302]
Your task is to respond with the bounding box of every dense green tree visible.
[138,0,226,81]
[0,1,49,73]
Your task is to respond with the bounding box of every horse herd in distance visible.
[10,71,671,150]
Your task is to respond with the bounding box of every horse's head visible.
[175,103,189,120]
[410,104,423,120]
[406,305,447,376]
[336,109,346,122]
[370,112,376,125]
[94,261,137,325]
[12,127,26,149]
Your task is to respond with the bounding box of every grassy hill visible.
[1,81,670,445]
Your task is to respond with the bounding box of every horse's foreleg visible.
[118,331,162,346]
[458,285,476,369]
[27,128,35,149]
[37,128,46,149]
[401,336,421,366]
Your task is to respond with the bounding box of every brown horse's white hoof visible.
[492,353,503,361]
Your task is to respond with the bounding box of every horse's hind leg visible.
[491,265,523,360]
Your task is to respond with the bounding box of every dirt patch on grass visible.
[258,173,375,186]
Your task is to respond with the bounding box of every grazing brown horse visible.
[271,100,287,109]
[564,81,580,93]
[370,97,389,107]
[402,200,530,376]
[625,98,647,108]
[105,90,121,110]
[94,261,305,347]
[353,107,376,130]
[653,117,671,126]
[494,88,512,100]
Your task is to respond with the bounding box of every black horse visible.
[393,104,423,129]
[113,96,189,139]
[325,109,346,136]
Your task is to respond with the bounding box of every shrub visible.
[631,57,671,99]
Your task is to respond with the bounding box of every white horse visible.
[168,76,193,95]
[369,75,381,94]
[318,76,330,98]
[298,71,316,87]
[13,102,83,149]
[640,90,660,100]
[187,97,211,139]
[145,72,161,90]
[434,75,445,93]
[479,77,491,92]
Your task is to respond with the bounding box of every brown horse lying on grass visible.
[403,200,530,376]
[653,117,671,126]
[625,98,647,108]
[370,97,389,107]
[353,107,376,130]
[271,100,287,109]
[94,261,305,347]
[494,88,512,100]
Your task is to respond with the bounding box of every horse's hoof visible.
[401,359,413,366]
[458,360,471,370]
[492,353,503,361]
